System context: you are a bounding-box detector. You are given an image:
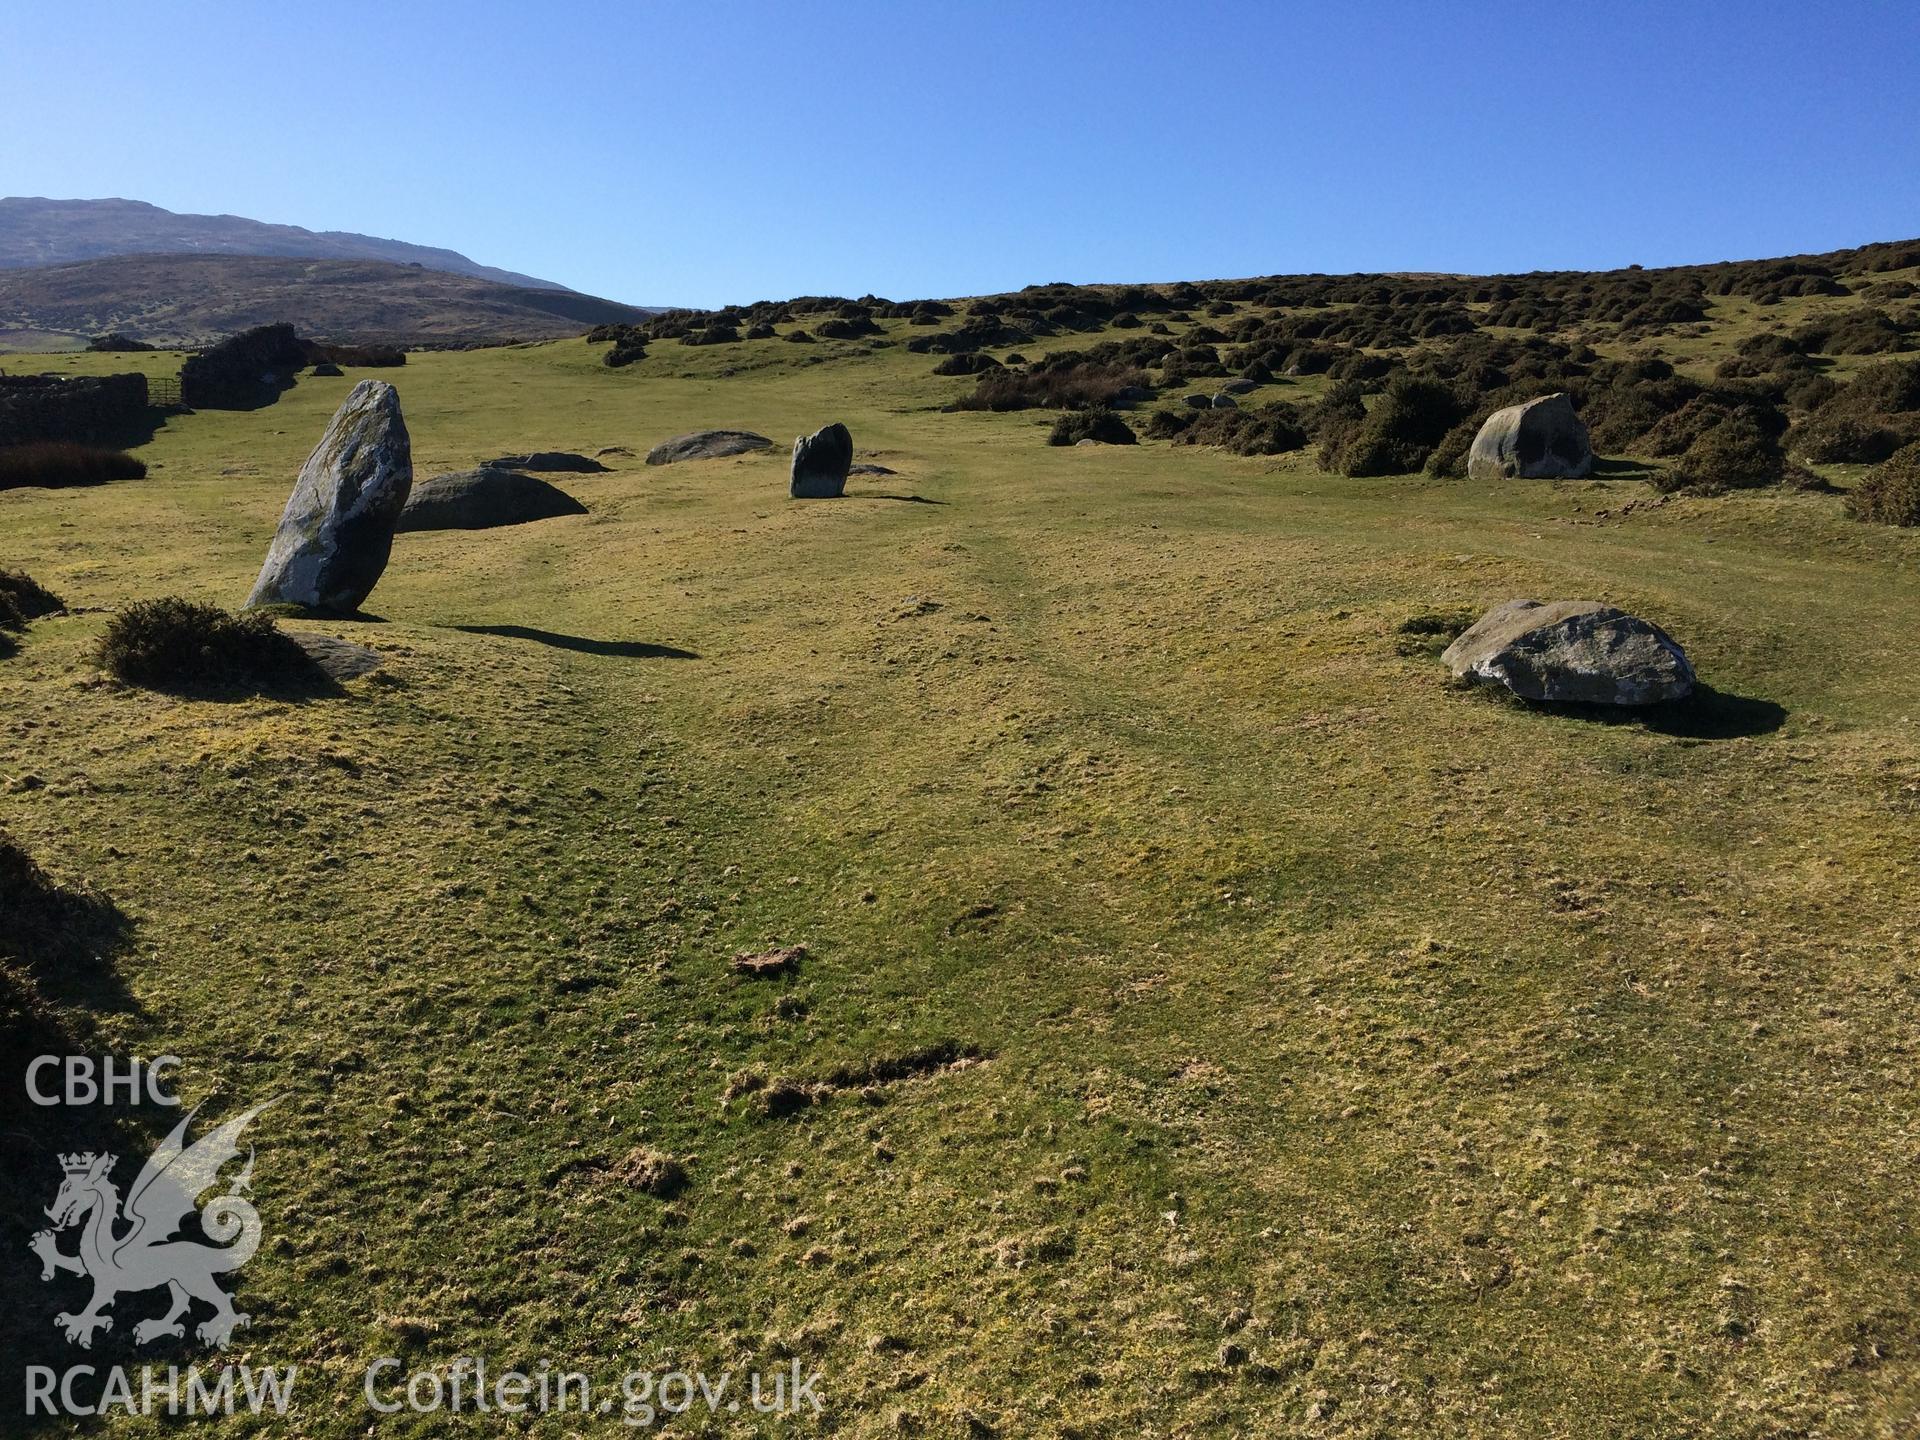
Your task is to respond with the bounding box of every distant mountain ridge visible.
[0,253,652,347]
[0,197,571,292]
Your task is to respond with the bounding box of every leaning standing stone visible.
[790,422,853,499]
[246,380,412,612]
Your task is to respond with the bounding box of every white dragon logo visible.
[28,1100,278,1350]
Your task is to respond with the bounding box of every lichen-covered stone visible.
[1443,598,1695,705]
[1467,393,1593,480]
[245,380,411,612]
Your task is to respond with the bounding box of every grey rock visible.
[1183,393,1212,410]
[645,429,773,465]
[791,422,853,499]
[1221,378,1257,395]
[1467,393,1592,480]
[289,632,384,680]
[245,379,411,613]
[1211,393,1239,410]
[849,462,896,476]
[1443,599,1695,705]
[397,466,587,532]
[484,450,609,473]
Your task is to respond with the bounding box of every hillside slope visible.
[0,253,653,346]
[0,196,569,290]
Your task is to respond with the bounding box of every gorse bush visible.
[931,353,1001,377]
[1845,442,1920,526]
[1656,417,1786,494]
[0,570,63,635]
[954,361,1151,413]
[0,568,62,625]
[96,598,317,691]
[1047,410,1137,446]
[1322,375,1471,476]
[1169,403,1308,456]
[0,442,147,491]
[1794,308,1909,355]
[1787,358,1920,462]
[1789,412,1903,464]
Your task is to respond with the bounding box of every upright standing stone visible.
[790,422,853,498]
[246,380,412,612]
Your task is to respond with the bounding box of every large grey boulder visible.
[1467,393,1593,480]
[645,430,772,465]
[245,380,411,612]
[396,466,587,532]
[790,422,853,499]
[1443,599,1695,705]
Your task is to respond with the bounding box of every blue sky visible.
[5,1,1917,306]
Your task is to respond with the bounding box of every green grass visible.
[3,311,1919,1437]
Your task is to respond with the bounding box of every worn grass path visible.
[3,330,1918,1436]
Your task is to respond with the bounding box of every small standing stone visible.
[791,422,853,498]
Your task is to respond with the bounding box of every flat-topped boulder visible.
[484,450,609,473]
[1467,393,1593,480]
[791,422,853,498]
[1443,598,1695,705]
[645,430,773,465]
[246,379,412,613]
[397,466,587,532]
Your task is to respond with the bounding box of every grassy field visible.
[3,302,1919,1437]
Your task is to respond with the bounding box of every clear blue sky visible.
[5,1,1917,307]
